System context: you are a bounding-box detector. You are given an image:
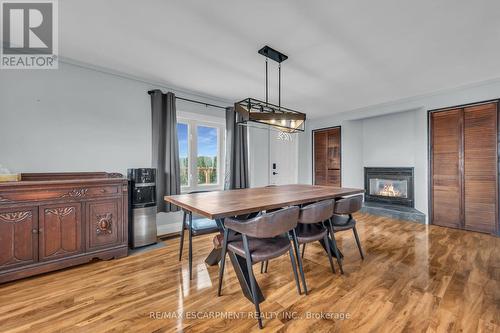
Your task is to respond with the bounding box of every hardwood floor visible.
[0,213,499,332]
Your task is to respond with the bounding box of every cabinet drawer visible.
[0,186,121,204]
[86,199,123,251]
[85,186,120,197]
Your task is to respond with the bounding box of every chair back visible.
[334,195,363,215]
[298,199,334,224]
[225,206,299,238]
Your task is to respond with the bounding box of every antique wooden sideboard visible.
[0,172,129,283]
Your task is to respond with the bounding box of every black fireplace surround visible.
[364,167,415,208]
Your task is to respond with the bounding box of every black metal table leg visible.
[319,238,344,259]
[205,217,264,303]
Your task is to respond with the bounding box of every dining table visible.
[165,184,364,304]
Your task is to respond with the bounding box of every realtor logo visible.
[1,0,58,69]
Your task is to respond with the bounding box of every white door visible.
[269,131,298,185]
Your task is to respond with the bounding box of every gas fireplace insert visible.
[364,167,414,207]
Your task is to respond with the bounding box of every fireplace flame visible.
[378,184,401,197]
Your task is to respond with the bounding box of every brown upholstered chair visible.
[217,206,302,329]
[291,199,339,293]
[327,195,365,271]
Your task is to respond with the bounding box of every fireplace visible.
[364,167,414,207]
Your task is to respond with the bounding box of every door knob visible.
[273,172,278,175]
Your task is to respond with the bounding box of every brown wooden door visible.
[431,109,463,229]
[314,127,341,186]
[463,103,498,234]
[314,130,328,185]
[86,199,123,251]
[0,207,38,270]
[39,203,82,261]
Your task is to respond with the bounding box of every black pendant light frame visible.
[235,45,306,133]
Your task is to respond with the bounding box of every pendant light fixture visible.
[235,45,306,133]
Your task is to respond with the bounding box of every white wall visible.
[0,61,229,175]
[299,77,500,221]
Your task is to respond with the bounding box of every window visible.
[197,126,218,185]
[177,115,224,192]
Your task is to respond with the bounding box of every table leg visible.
[319,238,344,259]
[205,218,264,304]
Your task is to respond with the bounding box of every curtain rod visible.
[147,90,228,110]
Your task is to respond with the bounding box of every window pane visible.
[177,123,189,186]
[197,126,218,185]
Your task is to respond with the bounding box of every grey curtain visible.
[225,106,249,189]
[151,90,181,212]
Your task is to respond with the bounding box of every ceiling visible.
[60,0,500,118]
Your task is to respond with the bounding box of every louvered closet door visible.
[463,103,498,234]
[431,109,463,228]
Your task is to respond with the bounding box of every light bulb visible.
[290,120,296,128]
[281,119,286,126]
[270,119,276,124]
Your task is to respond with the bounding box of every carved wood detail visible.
[0,196,11,203]
[61,188,88,198]
[96,213,113,235]
[0,211,32,223]
[46,207,75,218]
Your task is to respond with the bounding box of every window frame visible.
[177,111,225,193]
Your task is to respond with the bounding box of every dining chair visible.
[178,191,219,280]
[217,206,302,329]
[327,195,365,272]
[291,199,340,294]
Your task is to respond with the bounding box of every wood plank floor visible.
[0,213,499,333]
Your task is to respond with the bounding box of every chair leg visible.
[264,260,269,273]
[353,225,364,260]
[242,235,263,329]
[188,212,193,280]
[328,219,344,274]
[301,243,306,259]
[260,261,264,274]
[217,229,229,296]
[178,211,186,261]
[288,248,302,295]
[323,234,336,274]
[291,230,308,295]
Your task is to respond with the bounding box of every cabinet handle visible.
[32,229,38,234]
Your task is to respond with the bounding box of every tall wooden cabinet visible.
[430,101,499,235]
[313,127,341,187]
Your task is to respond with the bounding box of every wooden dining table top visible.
[164,184,364,220]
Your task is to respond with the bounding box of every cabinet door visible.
[86,199,122,251]
[0,207,38,270]
[39,203,82,261]
[464,103,498,234]
[314,131,328,185]
[431,109,463,229]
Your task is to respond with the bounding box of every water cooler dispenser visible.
[127,168,157,248]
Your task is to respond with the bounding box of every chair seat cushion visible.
[331,215,355,231]
[295,223,328,244]
[228,236,291,263]
[190,217,219,236]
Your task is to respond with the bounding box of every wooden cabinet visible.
[39,203,82,261]
[86,199,122,251]
[0,207,38,270]
[313,127,341,186]
[0,173,128,283]
[430,101,499,235]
